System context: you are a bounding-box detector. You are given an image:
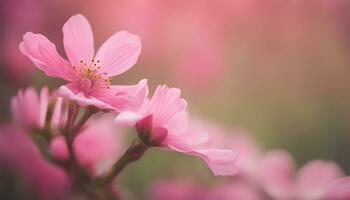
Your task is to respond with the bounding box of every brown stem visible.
[64,101,79,133]
[97,140,149,187]
[63,103,96,183]
[71,106,97,135]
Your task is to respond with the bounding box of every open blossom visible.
[258,149,344,199]
[50,114,124,177]
[115,85,237,176]
[19,14,148,111]
[11,87,63,131]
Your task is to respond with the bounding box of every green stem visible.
[98,140,149,187]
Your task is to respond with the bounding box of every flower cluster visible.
[1,14,237,199]
[2,14,350,200]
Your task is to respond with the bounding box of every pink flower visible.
[151,180,199,200]
[295,159,344,199]
[227,131,262,180]
[151,179,263,200]
[10,87,64,131]
[0,126,70,199]
[19,14,148,111]
[258,149,344,199]
[50,114,124,177]
[115,85,238,176]
[325,176,350,200]
[191,121,261,179]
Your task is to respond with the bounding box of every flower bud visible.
[135,114,168,146]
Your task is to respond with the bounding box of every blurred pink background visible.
[1,0,350,198]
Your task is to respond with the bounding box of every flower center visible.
[73,59,111,95]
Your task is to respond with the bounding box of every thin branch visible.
[97,140,149,187]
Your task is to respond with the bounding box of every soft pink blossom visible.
[211,182,263,200]
[11,87,64,131]
[325,176,350,200]
[192,121,261,179]
[0,126,70,199]
[151,180,262,200]
[20,14,148,111]
[258,150,295,199]
[50,114,123,176]
[295,160,345,199]
[115,85,237,176]
[151,180,199,200]
[227,131,262,179]
[11,87,48,130]
[258,149,344,199]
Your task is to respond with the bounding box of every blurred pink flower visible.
[192,120,262,179]
[115,85,237,176]
[10,87,49,130]
[0,126,70,199]
[211,182,263,200]
[258,149,344,199]
[151,180,199,200]
[295,159,345,199]
[50,114,123,177]
[258,150,295,199]
[227,131,262,180]
[151,179,262,200]
[11,87,64,131]
[20,14,148,111]
[325,176,350,200]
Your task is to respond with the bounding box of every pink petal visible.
[39,87,49,129]
[164,111,189,135]
[165,132,237,176]
[20,32,73,80]
[224,129,262,179]
[11,87,41,129]
[168,144,238,176]
[95,31,141,77]
[325,176,350,200]
[50,136,69,161]
[258,149,295,199]
[115,111,144,127]
[51,97,64,129]
[51,115,124,177]
[63,14,94,67]
[98,79,149,112]
[74,114,123,176]
[57,84,114,110]
[0,126,70,199]
[192,148,238,176]
[295,160,344,199]
[165,129,209,148]
[10,97,20,125]
[147,85,187,127]
[151,181,196,200]
[213,182,263,200]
